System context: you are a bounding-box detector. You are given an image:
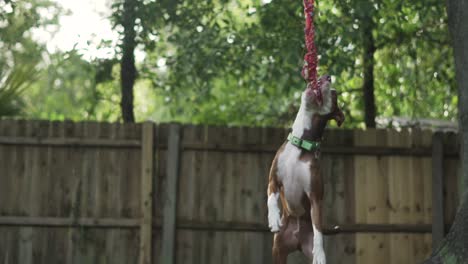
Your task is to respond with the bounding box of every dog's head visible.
[302,75,345,127]
[302,75,332,112]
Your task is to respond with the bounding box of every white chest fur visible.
[277,143,312,216]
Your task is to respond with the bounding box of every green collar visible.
[287,133,320,151]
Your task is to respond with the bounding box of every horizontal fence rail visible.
[0,136,459,157]
[0,136,141,148]
[0,216,446,234]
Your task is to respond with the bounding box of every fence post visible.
[161,124,181,264]
[140,122,154,264]
[432,132,445,250]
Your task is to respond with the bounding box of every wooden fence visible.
[0,120,460,264]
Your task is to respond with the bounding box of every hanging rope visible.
[301,0,322,103]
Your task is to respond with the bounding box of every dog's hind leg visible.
[272,241,288,264]
[272,217,300,264]
[310,200,326,264]
[293,217,300,238]
[298,220,315,262]
[308,161,326,264]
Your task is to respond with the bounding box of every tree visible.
[425,0,468,262]
[361,11,377,128]
[118,0,137,123]
[3,0,456,126]
[111,0,172,122]
[351,0,378,128]
[332,0,453,128]
[142,0,454,127]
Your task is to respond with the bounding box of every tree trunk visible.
[362,15,376,128]
[425,193,468,263]
[425,0,468,262]
[120,0,137,123]
[448,0,468,192]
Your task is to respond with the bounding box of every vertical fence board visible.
[401,130,412,263]
[444,158,459,225]
[140,122,154,264]
[323,129,356,264]
[66,122,81,264]
[387,129,408,264]
[443,132,460,227]
[57,122,69,263]
[432,132,444,250]
[411,129,429,261]
[18,121,34,264]
[161,124,181,264]
[421,131,434,259]
[368,130,389,264]
[354,129,392,264]
[176,125,196,264]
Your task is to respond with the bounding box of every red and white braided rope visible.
[301,0,322,102]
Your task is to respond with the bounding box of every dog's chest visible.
[277,144,312,215]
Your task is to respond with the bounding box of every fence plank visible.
[431,132,444,250]
[367,130,389,264]
[421,131,434,258]
[387,129,410,264]
[411,129,430,261]
[18,121,34,264]
[442,132,460,227]
[322,129,355,264]
[140,122,155,264]
[161,124,181,264]
[354,129,381,263]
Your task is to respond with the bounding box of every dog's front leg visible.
[268,191,282,232]
[310,199,326,264]
[267,152,283,233]
[267,177,282,233]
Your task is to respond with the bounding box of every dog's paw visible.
[267,193,282,233]
[268,212,282,233]
[312,246,326,264]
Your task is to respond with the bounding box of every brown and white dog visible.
[267,75,344,264]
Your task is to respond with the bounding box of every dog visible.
[267,75,344,264]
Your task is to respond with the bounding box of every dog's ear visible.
[330,90,345,127]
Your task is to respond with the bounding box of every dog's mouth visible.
[305,75,331,107]
[306,88,323,107]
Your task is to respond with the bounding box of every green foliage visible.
[0,63,39,117]
[144,0,307,125]
[372,0,456,121]
[24,50,99,120]
[0,0,123,121]
[0,0,60,117]
[0,0,457,127]
[141,0,455,127]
